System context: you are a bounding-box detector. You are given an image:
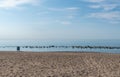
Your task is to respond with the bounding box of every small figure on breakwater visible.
[17,46,20,51]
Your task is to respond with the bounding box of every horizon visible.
[0,0,120,40]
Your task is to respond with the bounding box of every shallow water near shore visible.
[0,39,120,53]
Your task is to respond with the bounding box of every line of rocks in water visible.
[0,45,120,49]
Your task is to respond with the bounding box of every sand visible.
[0,51,119,77]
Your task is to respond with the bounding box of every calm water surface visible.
[0,39,120,53]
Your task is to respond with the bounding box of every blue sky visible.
[0,0,120,40]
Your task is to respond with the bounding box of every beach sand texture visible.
[0,52,120,77]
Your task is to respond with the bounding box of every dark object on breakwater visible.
[17,46,20,51]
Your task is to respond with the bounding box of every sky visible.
[0,0,120,40]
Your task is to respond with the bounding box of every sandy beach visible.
[0,51,119,77]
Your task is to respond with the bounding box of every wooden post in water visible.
[17,46,20,52]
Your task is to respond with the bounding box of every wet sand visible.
[0,51,120,77]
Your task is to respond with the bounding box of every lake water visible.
[0,39,120,53]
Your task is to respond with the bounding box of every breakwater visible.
[0,45,120,51]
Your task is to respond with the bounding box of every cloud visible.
[61,21,71,25]
[89,11,120,23]
[47,7,79,19]
[84,0,120,23]
[89,5,101,9]
[85,0,105,3]
[67,15,75,19]
[0,0,37,9]
[37,11,50,15]
[86,0,120,4]
[48,7,79,12]
[89,4,118,11]
[85,0,120,11]
[56,20,71,25]
[102,4,118,11]
[66,7,79,11]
